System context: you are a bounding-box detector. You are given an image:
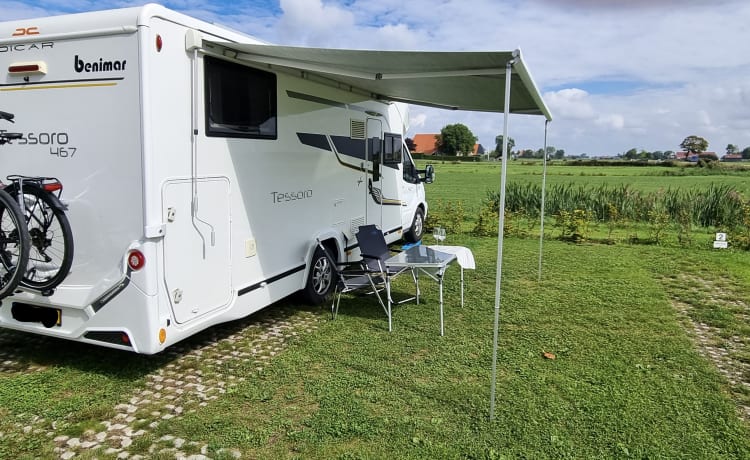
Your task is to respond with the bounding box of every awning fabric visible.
[202,41,552,120]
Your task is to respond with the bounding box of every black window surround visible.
[204,56,277,139]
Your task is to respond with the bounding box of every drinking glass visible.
[436,227,446,243]
[432,226,442,244]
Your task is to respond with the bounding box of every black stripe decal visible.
[331,135,366,161]
[238,264,306,296]
[384,226,403,237]
[0,77,124,88]
[297,133,331,151]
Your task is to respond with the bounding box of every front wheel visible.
[302,246,335,305]
[0,190,30,299]
[403,208,425,243]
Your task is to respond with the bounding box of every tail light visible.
[43,182,62,192]
[127,249,145,271]
[8,61,47,75]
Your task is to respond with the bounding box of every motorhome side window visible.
[204,56,277,139]
[384,133,402,164]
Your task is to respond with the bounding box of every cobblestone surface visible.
[667,274,750,422]
[0,306,321,459]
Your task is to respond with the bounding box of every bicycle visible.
[0,110,74,297]
[0,112,30,299]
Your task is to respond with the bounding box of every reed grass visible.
[492,183,747,229]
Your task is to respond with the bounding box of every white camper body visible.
[0,5,430,353]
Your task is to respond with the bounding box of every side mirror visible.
[422,164,435,184]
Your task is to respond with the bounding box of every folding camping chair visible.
[315,239,388,320]
[355,224,418,331]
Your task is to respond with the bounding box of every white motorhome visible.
[0,5,434,353]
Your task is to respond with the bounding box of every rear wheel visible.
[403,207,425,243]
[302,246,334,305]
[13,186,74,292]
[0,190,29,299]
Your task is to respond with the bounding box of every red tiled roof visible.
[412,134,439,154]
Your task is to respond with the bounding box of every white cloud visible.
[410,113,427,129]
[277,0,356,46]
[544,89,595,120]
[595,114,625,131]
[3,0,750,155]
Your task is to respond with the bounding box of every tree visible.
[680,135,709,154]
[554,149,565,159]
[438,123,477,155]
[405,137,416,152]
[726,144,739,155]
[742,146,750,160]
[494,135,515,156]
[624,148,638,160]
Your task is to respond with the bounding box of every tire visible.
[11,185,74,292]
[302,246,335,305]
[403,207,425,243]
[0,190,30,299]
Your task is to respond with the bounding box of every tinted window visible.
[384,133,402,164]
[403,150,420,184]
[204,56,277,139]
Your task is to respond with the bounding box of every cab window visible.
[403,150,420,184]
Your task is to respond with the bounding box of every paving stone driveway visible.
[0,306,322,459]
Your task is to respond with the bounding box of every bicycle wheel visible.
[13,185,74,292]
[0,189,30,299]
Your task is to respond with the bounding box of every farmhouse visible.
[675,151,718,162]
[410,133,484,156]
[412,133,439,154]
[721,153,743,162]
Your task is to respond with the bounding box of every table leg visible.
[386,274,392,332]
[415,269,420,305]
[438,273,444,336]
[460,266,464,307]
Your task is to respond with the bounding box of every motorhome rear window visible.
[204,56,277,139]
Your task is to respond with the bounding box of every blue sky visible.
[3,0,748,156]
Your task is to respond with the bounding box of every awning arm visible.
[490,55,516,421]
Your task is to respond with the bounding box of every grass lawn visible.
[1,162,750,458]
[156,238,750,459]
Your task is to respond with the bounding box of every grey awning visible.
[201,41,552,120]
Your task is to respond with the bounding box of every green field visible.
[426,161,750,214]
[1,162,750,459]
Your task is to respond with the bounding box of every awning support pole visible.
[538,120,550,282]
[489,57,514,421]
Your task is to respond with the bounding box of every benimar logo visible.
[74,55,127,73]
[12,27,39,36]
